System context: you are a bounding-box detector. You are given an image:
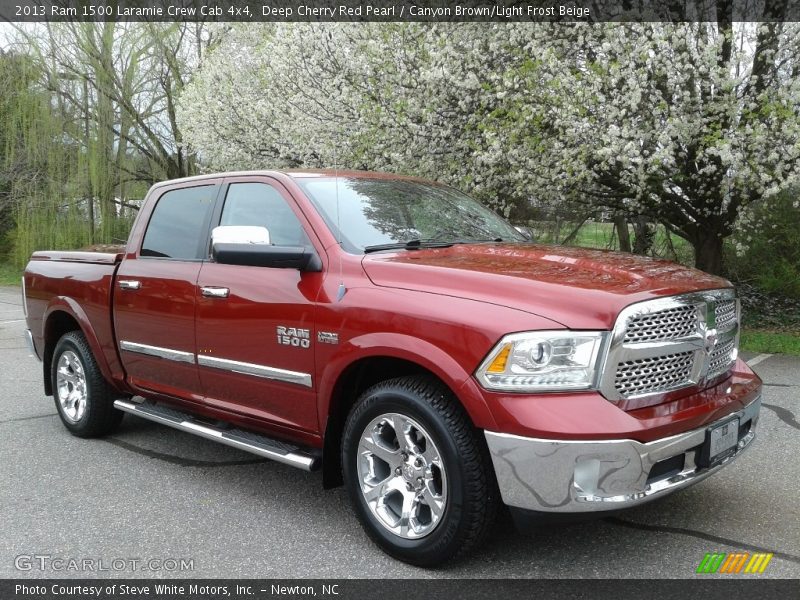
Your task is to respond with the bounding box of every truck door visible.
[195,177,323,433]
[114,181,219,402]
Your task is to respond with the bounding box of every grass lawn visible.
[529,220,694,262]
[740,329,800,356]
[0,261,21,286]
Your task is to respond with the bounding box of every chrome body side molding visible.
[197,355,312,388]
[118,341,313,387]
[119,341,195,364]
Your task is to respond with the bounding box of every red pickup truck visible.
[23,170,761,565]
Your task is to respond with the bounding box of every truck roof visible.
[149,169,437,190]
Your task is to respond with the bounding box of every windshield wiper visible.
[363,239,455,253]
[363,237,508,253]
[457,237,505,243]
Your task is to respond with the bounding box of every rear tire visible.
[51,331,123,438]
[341,374,497,566]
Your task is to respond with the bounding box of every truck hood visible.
[361,243,731,330]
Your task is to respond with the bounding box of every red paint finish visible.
[312,277,561,433]
[113,258,204,402]
[25,254,128,390]
[485,359,760,443]
[196,261,321,431]
[23,169,762,452]
[362,244,731,330]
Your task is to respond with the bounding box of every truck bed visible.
[24,250,125,390]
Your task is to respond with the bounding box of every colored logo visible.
[697,552,773,574]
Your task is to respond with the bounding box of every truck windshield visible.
[296,177,526,253]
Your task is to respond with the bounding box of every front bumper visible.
[484,394,760,513]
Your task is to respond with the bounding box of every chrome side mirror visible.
[211,225,270,246]
[210,225,321,271]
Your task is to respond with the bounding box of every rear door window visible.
[141,185,216,259]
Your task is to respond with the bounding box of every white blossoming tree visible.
[177,23,551,215]
[521,22,800,274]
[177,21,800,275]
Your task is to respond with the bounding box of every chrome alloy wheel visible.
[357,413,448,539]
[56,350,87,423]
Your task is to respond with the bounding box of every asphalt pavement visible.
[0,285,798,579]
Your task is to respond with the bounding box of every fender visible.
[42,297,130,394]
[317,332,498,431]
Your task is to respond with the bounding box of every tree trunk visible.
[693,233,724,275]
[614,215,632,253]
[82,77,94,244]
[632,216,655,255]
[96,22,117,243]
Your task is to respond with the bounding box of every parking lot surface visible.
[1,285,798,578]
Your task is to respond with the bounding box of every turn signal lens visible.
[486,344,512,373]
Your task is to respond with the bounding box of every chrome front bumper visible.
[484,395,760,513]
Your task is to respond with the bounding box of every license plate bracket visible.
[698,417,740,468]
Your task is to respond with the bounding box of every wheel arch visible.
[319,334,498,488]
[41,300,115,397]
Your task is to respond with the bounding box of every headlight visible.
[475,331,607,392]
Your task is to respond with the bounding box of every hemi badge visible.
[318,332,339,344]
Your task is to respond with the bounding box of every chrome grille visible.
[623,305,698,343]
[715,300,737,332]
[614,351,695,397]
[707,337,736,380]
[600,289,740,404]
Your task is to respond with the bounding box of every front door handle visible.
[119,280,141,290]
[201,286,230,299]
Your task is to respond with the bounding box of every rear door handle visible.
[201,286,230,299]
[118,280,141,290]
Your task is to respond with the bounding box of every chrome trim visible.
[200,286,230,298]
[24,329,41,361]
[485,395,760,513]
[119,341,195,364]
[113,400,317,471]
[55,350,87,423]
[599,288,739,407]
[21,276,27,318]
[317,331,339,344]
[118,280,142,290]
[197,355,312,388]
[357,412,448,539]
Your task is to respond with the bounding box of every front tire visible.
[341,375,497,566]
[51,331,123,438]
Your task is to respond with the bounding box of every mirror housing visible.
[213,243,321,270]
[211,226,321,271]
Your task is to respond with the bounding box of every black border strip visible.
[3,579,800,600]
[2,0,800,23]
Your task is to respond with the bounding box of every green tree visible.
[2,23,211,265]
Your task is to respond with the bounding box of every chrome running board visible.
[113,399,319,471]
